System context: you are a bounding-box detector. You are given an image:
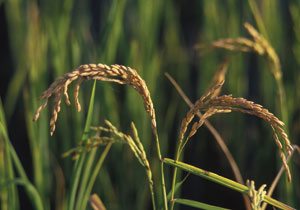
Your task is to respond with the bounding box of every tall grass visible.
[1,0,300,209]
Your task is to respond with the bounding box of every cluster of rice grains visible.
[32,63,157,137]
[179,80,293,182]
[199,22,282,81]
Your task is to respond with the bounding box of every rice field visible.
[1,0,300,209]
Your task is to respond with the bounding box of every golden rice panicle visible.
[33,63,157,137]
[179,78,293,182]
[203,94,293,181]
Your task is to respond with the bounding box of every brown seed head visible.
[180,80,293,181]
[33,63,157,137]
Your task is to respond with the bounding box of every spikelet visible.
[206,56,230,98]
[246,180,267,210]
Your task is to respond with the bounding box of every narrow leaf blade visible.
[174,198,230,210]
[163,158,295,210]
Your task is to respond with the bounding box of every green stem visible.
[169,167,177,210]
[164,158,296,210]
[276,79,288,129]
[79,143,112,210]
[149,182,156,210]
[67,155,86,210]
[170,138,185,210]
[247,0,269,40]
[75,148,97,210]
[155,135,168,210]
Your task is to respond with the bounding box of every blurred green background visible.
[1,0,300,209]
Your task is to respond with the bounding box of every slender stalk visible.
[169,167,177,210]
[170,129,193,210]
[149,181,156,210]
[275,79,288,130]
[247,0,269,40]
[170,136,186,210]
[75,149,97,210]
[67,155,86,210]
[155,134,168,210]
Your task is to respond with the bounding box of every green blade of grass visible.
[0,122,28,181]
[0,127,18,210]
[0,178,44,210]
[174,198,230,210]
[79,142,112,210]
[67,154,86,210]
[75,148,97,210]
[24,87,50,209]
[68,80,97,210]
[82,80,98,142]
[163,158,296,210]
[0,98,18,210]
[0,119,42,210]
[166,174,189,201]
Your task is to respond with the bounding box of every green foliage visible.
[1,0,300,210]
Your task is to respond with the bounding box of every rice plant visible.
[1,1,300,210]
